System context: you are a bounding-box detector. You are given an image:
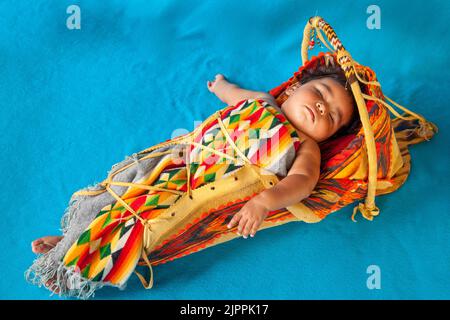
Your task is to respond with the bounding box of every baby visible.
[208,62,356,239]
[31,60,357,264]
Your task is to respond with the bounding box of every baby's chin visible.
[294,122,332,142]
[292,123,318,141]
[283,111,320,141]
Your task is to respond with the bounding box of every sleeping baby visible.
[208,59,357,239]
[28,55,358,297]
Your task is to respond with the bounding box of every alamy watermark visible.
[66,5,81,30]
[366,264,381,290]
[366,5,381,30]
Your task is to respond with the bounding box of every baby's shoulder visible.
[285,133,320,178]
[295,133,320,157]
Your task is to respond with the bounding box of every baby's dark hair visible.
[299,62,361,139]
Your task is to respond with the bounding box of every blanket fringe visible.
[25,151,153,299]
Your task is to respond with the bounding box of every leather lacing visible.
[73,109,266,289]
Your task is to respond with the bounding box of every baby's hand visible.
[227,197,270,238]
[207,74,227,94]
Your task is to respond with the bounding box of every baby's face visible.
[280,77,354,142]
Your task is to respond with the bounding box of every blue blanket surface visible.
[1,0,449,299]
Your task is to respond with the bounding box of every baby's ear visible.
[285,82,301,96]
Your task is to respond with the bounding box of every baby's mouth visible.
[305,105,315,123]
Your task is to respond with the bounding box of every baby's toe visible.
[31,240,43,252]
[45,279,60,294]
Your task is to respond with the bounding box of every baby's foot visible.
[45,278,61,295]
[31,236,63,254]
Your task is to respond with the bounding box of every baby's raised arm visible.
[207,74,273,106]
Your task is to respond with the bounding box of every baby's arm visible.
[227,138,321,238]
[255,138,321,210]
[207,74,274,106]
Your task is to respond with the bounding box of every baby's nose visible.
[316,101,328,115]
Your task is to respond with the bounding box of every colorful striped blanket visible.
[26,98,304,299]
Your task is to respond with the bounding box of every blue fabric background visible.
[1,0,449,300]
